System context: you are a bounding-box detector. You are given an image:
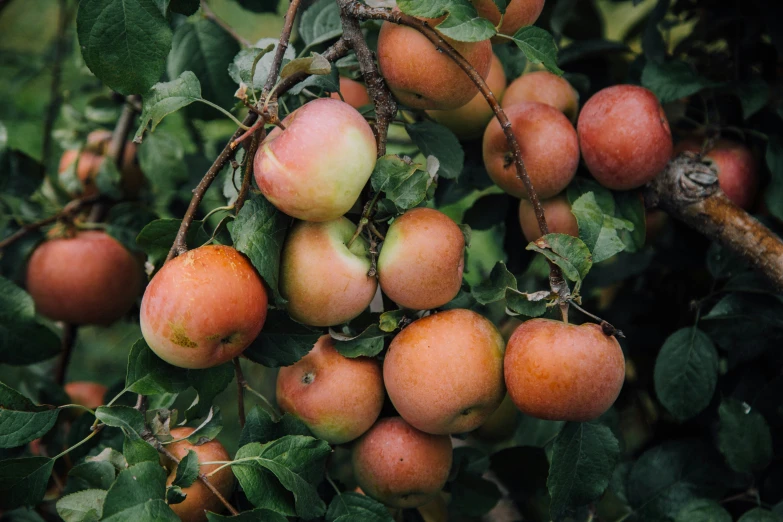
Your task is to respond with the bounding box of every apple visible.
[471,0,546,42]
[518,193,579,242]
[377,208,464,311]
[330,77,372,109]
[26,231,142,325]
[280,217,377,327]
[377,18,492,110]
[427,53,507,140]
[140,245,267,369]
[254,98,377,221]
[352,417,452,508]
[64,382,107,410]
[502,71,579,123]
[383,309,506,434]
[483,101,579,199]
[504,318,625,421]
[276,335,384,444]
[578,85,672,190]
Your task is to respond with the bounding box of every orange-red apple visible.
[518,194,578,242]
[26,231,142,325]
[502,71,579,122]
[471,0,545,42]
[383,309,505,434]
[483,101,579,199]
[254,98,377,221]
[578,85,672,190]
[352,417,452,508]
[276,335,384,444]
[330,77,372,109]
[427,53,507,140]
[377,208,464,310]
[163,427,234,522]
[505,318,625,421]
[64,382,107,410]
[377,19,492,110]
[140,245,267,369]
[280,217,377,327]
[673,138,759,209]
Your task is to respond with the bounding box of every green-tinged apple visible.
[140,245,267,369]
[502,71,579,123]
[518,194,579,242]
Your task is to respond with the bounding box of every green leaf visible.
[185,366,234,420]
[570,192,633,263]
[379,309,407,333]
[96,405,146,435]
[0,382,59,448]
[463,194,508,231]
[280,53,332,78]
[526,233,592,287]
[641,60,720,104]
[764,136,783,222]
[299,0,343,46]
[505,288,549,318]
[0,457,55,509]
[207,508,289,521]
[228,41,286,90]
[653,328,718,421]
[734,78,770,120]
[405,121,464,180]
[101,461,168,518]
[233,436,331,518]
[67,461,117,492]
[397,0,495,42]
[449,448,501,516]
[472,261,517,304]
[77,0,172,95]
[615,192,646,252]
[330,325,387,358]
[102,499,179,522]
[166,485,186,505]
[123,436,160,465]
[239,406,312,447]
[94,158,123,200]
[136,218,209,270]
[547,422,620,519]
[0,276,61,366]
[167,18,240,119]
[370,155,432,211]
[675,499,732,522]
[738,508,783,522]
[125,339,189,395]
[134,72,203,142]
[230,195,291,305]
[510,26,563,75]
[56,489,106,522]
[717,399,773,473]
[243,310,322,367]
[172,449,199,488]
[168,0,199,15]
[326,492,394,522]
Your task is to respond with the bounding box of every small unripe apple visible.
[276,335,384,444]
[471,0,545,42]
[377,208,464,311]
[352,417,452,508]
[254,98,377,221]
[483,101,579,199]
[140,245,267,369]
[578,85,672,190]
[64,382,107,410]
[384,309,506,434]
[427,53,507,140]
[330,77,372,109]
[163,427,234,522]
[505,318,625,421]
[502,71,579,123]
[280,217,377,327]
[518,194,579,242]
[377,19,492,110]
[672,138,759,209]
[26,231,142,325]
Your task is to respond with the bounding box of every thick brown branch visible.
[40,0,69,178]
[263,0,303,95]
[337,3,397,156]
[647,153,783,292]
[201,0,251,47]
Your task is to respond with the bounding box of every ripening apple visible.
[276,335,385,444]
[427,53,507,140]
[383,309,506,434]
[254,98,377,221]
[58,129,145,198]
[377,17,492,110]
[471,0,545,42]
[280,217,377,327]
[578,85,673,190]
[518,194,579,242]
[64,382,107,410]
[330,77,372,109]
[377,208,464,311]
[352,417,452,508]
[505,318,625,421]
[483,101,579,199]
[502,71,580,123]
[26,231,142,325]
[673,138,759,209]
[140,245,268,369]
[162,427,234,522]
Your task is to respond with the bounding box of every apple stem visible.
[569,300,624,338]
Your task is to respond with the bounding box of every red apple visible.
[330,77,372,109]
[518,194,579,242]
[502,71,579,123]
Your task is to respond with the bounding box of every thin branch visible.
[262,0,304,96]
[107,96,141,167]
[200,0,251,47]
[40,0,69,178]
[0,195,101,250]
[235,127,264,214]
[55,324,78,386]
[275,37,351,95]
[646,153,783,292]
[233,358,246,428]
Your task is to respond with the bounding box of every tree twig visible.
[263,0,303,96]
[646,152,783,292]
[200,0,251,47]
[40,0,69,178]
[233,358,247,428]
[0,195,101,250]
[106,96,140,167]
[55,323,78,386]
[235,127,264,214]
